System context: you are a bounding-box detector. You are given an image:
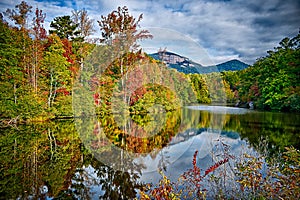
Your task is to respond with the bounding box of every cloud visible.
[140,27,215,65]
[0,0,299,65]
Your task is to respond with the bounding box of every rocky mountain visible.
[149,51,249,74]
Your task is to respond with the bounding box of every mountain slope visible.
[216,59,249,72]
[149,51,249,74]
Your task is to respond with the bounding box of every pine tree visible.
[49,16,81,41]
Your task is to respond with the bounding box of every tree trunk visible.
[48,72,53,108]
[13,83,17,104]
[51,81,57,107]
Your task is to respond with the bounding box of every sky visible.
[0,0,299,65]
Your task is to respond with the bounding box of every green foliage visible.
[202,72,228,103]
[188,74,211,103]
[221,71,240,90]
[238,32,300,111]
[53,95,73,117]
[187,69,238,104]
[16,90,46,120]
[130,84,181,113]
[0,121,83,199]
[42,34,71,110]
[221,71,240,102]
[285,93,300,112]
[0,20,48,120]
[0,21,23,83]
[49,15,81,41]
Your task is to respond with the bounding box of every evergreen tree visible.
[49,16,81,41]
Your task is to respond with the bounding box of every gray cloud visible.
[0,0,299,65]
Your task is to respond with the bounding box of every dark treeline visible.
[0,1,299,123]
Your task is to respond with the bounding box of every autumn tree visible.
[98,6,152,53]
[0,19,47,119]
[4,2,47,94]
[97,6,152,103]
[32,8,47,41]
[4,1,34,86]
[71,9,95,74]
[0,2,49,119]
[0,1,78,119]
[71,9,95,41]
[42,34,71,109]
[30,8,47,93]
[5,1,32,30]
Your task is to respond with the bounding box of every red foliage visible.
[94,93,100,105]
[182,149,232,197]
[129,86,147,106]
[61,38,75,64]
[69,66,79,75]
[32,8,47,40]
[43,36,53,49]
[55,88,70,95]
[204,158,229,176]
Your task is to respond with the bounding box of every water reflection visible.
[0,121,83,199]
[0,107,300,199]
[187,105,251,114]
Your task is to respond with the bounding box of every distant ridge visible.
[149,51,249,74]
[215,59,249,72]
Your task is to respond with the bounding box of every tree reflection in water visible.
[1,107,300,199]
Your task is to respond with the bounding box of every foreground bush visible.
[139,144,300,199]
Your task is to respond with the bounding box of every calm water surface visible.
[1,106,299,199]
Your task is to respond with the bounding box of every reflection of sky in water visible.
[137,129,251,184]
[71,165,104,199]
[74,128,258,199]
[74,106,274,198]
[187,105,252,114]
[71,104,297,198]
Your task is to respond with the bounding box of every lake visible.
[1,105,299,199]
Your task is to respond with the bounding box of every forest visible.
[0,1,299,123]
[0,2,300,199]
